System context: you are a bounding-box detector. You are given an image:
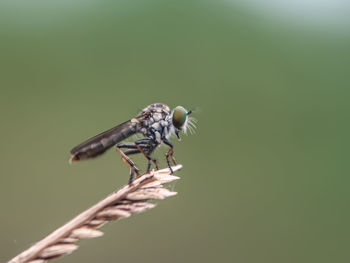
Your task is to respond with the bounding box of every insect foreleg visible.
[162,138,177,174]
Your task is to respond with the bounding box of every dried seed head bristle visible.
[9,165,182,263]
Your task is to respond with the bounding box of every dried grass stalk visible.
[8,165,182,263]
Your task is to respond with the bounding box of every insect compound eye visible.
[172,106,188,129]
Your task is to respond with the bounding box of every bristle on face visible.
[184,116,197,135]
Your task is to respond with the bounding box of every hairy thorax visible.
[138,103,173,143]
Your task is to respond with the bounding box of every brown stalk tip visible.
[9,165,182,263]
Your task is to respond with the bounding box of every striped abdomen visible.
[70,119,138,162]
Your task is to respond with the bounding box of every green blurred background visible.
[1,1,349,262]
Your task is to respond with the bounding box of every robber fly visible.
[70,103,196,183]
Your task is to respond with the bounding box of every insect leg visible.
[162,138,176,174]
[123,149,141,155]
[117,142,139,150]
[135,139,159,172]
[116,144,140,184]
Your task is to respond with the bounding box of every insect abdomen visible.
[70,120,137,162]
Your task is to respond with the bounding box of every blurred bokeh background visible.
[1,1,349,262]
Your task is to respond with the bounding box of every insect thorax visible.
[138,103,173,143]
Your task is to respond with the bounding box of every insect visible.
[70,103,196,183]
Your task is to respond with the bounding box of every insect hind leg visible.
[116,144,140,184]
